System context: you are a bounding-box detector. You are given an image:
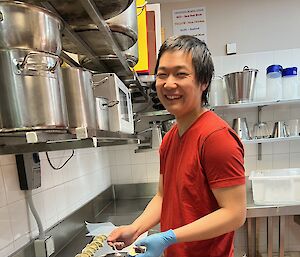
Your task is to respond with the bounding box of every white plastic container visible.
[249,168,300,205]
[282,67,299,100]
[209,76,229,106]
[266,65,283,101]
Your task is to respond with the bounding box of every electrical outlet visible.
[16,153,41,190]
[34,236,55,257]
[226,43,237,55]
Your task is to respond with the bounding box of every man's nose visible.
[164,75,177,89]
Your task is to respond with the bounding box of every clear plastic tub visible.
[282,67,299,100]
[249,168,300,205]
[266,64,283,101]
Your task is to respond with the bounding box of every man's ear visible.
[200,83,209,92]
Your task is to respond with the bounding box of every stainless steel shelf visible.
[136,110,172,118]
[0,130,139,155]
[242,135,300,144]
[212,98,300,110]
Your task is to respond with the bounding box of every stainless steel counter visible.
[55,196,300,257]
[11,184,300,257]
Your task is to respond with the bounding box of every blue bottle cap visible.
[266,65,283,74]
[282,67,297,77]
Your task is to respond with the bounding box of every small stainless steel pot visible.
[0,1,63,54]
[0,49,67,132]
[61,67,97,132]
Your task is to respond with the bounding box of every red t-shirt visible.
[160,111,245,257]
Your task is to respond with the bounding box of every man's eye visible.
[176,72,188,77]
[157,73,167,79]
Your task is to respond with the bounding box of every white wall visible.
[0,148,111,257]
[150,0,300,56]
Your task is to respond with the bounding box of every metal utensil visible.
[232,117,251,140]
[271,121,290,138]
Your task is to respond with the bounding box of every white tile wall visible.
[109,145,160,185]
[0,147,111,256]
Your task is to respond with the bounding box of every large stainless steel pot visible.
[224,66,258,104]
[23,0,133,23]
[79,41,139,72]
[106,0,138,51]
[0,1,63,55]
[62,0,137,55]
[0,49,67,132]
[61,67,97,132]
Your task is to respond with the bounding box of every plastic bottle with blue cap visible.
[282,67,299,100]
[266,64,283,101]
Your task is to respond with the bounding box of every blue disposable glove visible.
[134,230,177,257]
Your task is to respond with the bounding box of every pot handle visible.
[17,52,60,73]
[104,100,119,108]
[93,76,109,89]
[243,66,250,71]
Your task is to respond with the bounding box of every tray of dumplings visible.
[74,234,145,257]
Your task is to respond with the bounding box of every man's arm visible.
[131,174,164,235]
[174,183,246,242]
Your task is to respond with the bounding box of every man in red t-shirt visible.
[108,35,246,257]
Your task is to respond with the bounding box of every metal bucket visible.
[61,67,97,132]
[0,1,62,54]
[224,66,258,104]
[0,49,67,132]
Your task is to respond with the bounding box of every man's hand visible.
[107,225,139,249]
[133,230,177,257]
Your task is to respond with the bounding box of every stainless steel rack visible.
[0,0,148,154]
[0,130,139,155]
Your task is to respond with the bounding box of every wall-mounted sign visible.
[172,7,207,42]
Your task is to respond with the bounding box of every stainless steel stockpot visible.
[224,66,258,104]
[0,1,62,54]
[23,0,133,23]
[106,0,138,51]
[63,0,137,55]
[79,41,139,72]
[0,49,67,132]
[61,67,97,132]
